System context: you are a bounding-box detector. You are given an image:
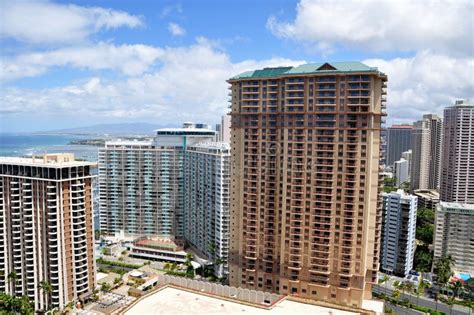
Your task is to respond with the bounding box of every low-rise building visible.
[413,189,440,210]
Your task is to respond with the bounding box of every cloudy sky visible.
[1,0,473,132]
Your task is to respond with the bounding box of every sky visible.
[0,0,473,133]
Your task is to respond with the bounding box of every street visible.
[373,284,471,315]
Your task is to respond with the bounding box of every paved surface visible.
[374,285,470,315]
[124,287,358,315]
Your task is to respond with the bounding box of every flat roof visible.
[440,202,474,211]
[0,156,96,168]
[229,61,384,80]
[105,140,153,146]
[124,287,358,315]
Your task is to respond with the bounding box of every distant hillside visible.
[35,122,175,136]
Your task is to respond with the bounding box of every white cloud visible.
[0,39,303,124]
[268,0,473,56]
[365,51,474,123]
[0,43,162,80]
[1,0,143,44]
[168,22,186,36]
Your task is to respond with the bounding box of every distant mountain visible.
[34,122,175,136]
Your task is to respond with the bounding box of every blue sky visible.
[1,0,473,132]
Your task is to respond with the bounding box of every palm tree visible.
[39,280,52,310]
[416,276,428,306]
[380,274,390,295]
[163,262,171,271]
[452,280,463,298]
[435,255,455,296]
[7,272,18,293]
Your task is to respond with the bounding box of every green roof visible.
[229,61,380,80]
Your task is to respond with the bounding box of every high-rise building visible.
[439,100,474,204]
[393,158,409,187]
[184,142,231,277]
[423,114,443,190]
[410,120,431,190]
[0,154,96,311]
[380,190,417,277]
[99,124,215,238]
[401,150,412,179]
[228,62,387,307]
[386,125,413,167]
[434,202,474,274]
[410,114,443,191]
[434,100,474,273]
[219,115,231,143]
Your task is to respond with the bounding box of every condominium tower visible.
[228,62,387,307]
[434,100,474,273]
[0,154,96,311]
[410,119,431,190]
[380,190,417,277]
[184,142,231,277]
[410,114,442,191]
[439,100,474,204]
[98,124,215,238]
[386,125,413,166]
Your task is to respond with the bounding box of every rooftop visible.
[124,287,358,315]
[413,189,440,199]
[439,202,474,211]
[229,61,384,80]
[105,140,153,147]
[0,154,96,168]
[389,124,414,129]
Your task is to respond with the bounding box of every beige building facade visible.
[228,62,387,307]
[0,154,96,311]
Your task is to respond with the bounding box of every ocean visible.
[0,134,101,161]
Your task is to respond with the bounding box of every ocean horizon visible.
[0,133,100,162]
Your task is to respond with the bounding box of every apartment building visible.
[0,154,96,311]
[98,124,215,238]
[380,190,417,277]
[228,62,387,307]
[410,114,443,191]
[434,100,474,273]
[184,142,231,277]
[410,119,431,190]
[439,100,474,204]
[386,125,413,167]
[393,158,409,187]
[413,189,439,210]
[434,202,474,274]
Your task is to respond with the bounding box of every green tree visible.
[452,280,463,298]
[100,282,111,292]
[416,207,435,227]
[416,224,434,244]
[413,245,433,272]
[379,274,390,295]
[416,276,428,306]
[7,272,18,292]
[39,280,52,309]
[435,255,455,295]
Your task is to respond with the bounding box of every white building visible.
[184,142,231,277]
[98,124,215,238]
[434,202,474,274]
[394,158,409,187]
[433,100,474,273]
[99,123,231,277]
[380,189,418,277]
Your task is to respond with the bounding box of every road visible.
[373,284,470,315]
